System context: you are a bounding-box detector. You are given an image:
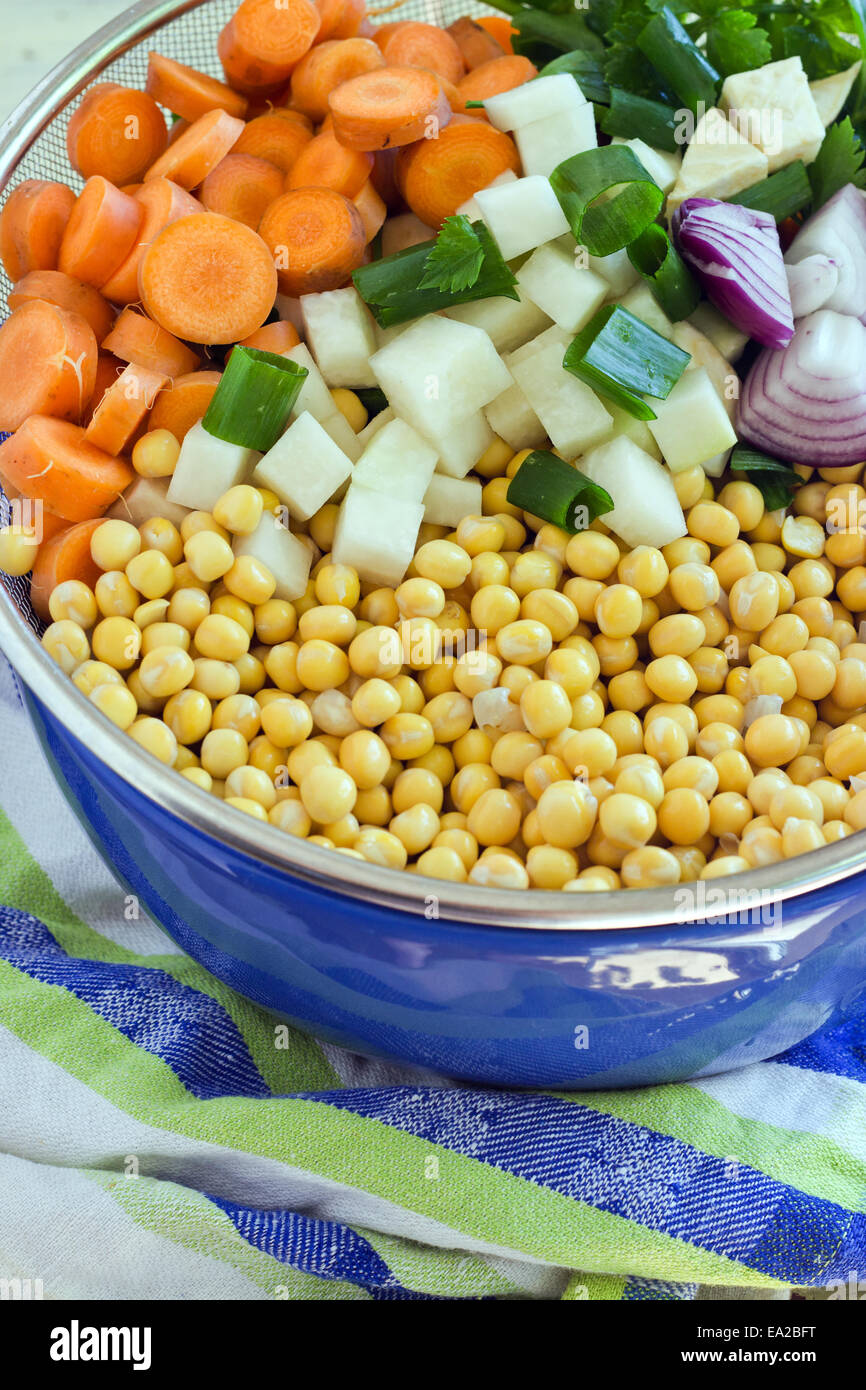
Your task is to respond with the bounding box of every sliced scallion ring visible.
[549,146,664,258]
[563,305,692,420]
[731,161,812,222]
[202,347,308,453]
[506,450,613,533]
[627,224,700,322]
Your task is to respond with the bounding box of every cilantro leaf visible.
[808,117,866,209]
[418,216,485,295]
[706,11,772,74]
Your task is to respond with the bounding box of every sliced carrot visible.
[428,70,463,110]
[84,362,169,455]
[233,108,313,172]
[475,15,515,53]
[381,22,465,85]
[353,179,386,242]
[446,17,506,69]
[0,474,68,543]
[30,518,105,620]
[290,38,385,121]
[371,21,407,51]
[238,319,300,352]
[103,307,201,377]
[455,55,538,113]
[316,0,367,41]
[370,147,401,209]
[167,118,190,145]
[0,417,133,523]
[120,182,144,195]
[144,108,245,190]
[139,212,278,345]
[258,188,366,295]
[83,353,125,426]
[58,178,143,290]
[100,178,201,306]
[0,180,77,281]
[218,19,292,97]
[284,128,373,196]
[200,153,284,229]
[397,114,519,226]
[219,0,321,93]
[146,51,249,123]
[328,66,451,150]
[8,270,115,343]
[147,369,222,441]
[64,83,123,167]
[0,301,98,434]
[66,86,169,185]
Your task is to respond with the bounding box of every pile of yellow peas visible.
[24,392,866,893]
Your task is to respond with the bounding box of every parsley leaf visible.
[418,216,485,295]
[808,116,866,209]
[706,11,772,75]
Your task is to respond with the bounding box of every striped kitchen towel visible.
[0,654,863,1301]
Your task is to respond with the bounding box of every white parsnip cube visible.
[516,243,608,334]
[810,62,862,127]
[283,343,340,425]
[605,402,662,461]
[689,303,749,362]
[353,418,438,501]
[611,137,681,194]
[646,369,737,473]
[620,283,674,339]
[484,381,546,452]
[484,73,585,131]
[509,338,613,458]
[320,409,362,462]
[515,104,598,178]
[233,514,312,601]
[423,474,483,528]
[442,289,551,354]
[357,406,394,446]
[456,169,517,222]
[369,314,511,438]
[721,57,824,173]
[110,475,190,530]
[587,246,642,299]
[333,484,424,587]
[474,176,570,261]
[254,412,353,521]
[667,108,768,212]
[425,409,495,480]
[578,437,686,549]
[167,421,261,512]
[299,288,378,388]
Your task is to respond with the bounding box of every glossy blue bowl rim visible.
[3,0,866,932]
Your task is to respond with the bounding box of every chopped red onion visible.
[785,183,866,321]
[785,254,839,317]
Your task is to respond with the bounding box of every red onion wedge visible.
[784,183,866,321]
[785,254,839,317]
[671,197,794,349]
[738,308,866,467]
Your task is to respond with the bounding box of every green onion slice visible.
[202,347,307,453]
[627,223,700,322]
[506,450,613,533]
[539,50,610,105]
[563,305,691,421]
[599,88,681,154]
[550,146,664,258]
[637,6,720,116]
[730,161,812,222]
[729,447,802,510]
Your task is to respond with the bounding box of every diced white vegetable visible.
[283,343,340,425]
[620,283,674,339]
[588,247,642,299]
[369,314,512,438]
[515,104,597,178]
[810,62,862,127]
[475,176,569,262]
[167,421,260,512]
[381,212,434,258]
[516,242,607,334]
[646,368,737,472]
[483,73,585,132]
[699,449,732,480]
[671,321,737,423]
[604,402,662,461]
[233,514,312,601]
[509,336,613,458]
[423,473,483,528]
[357,405,394,446]
[442,289,551,354]
[721,58,824,173]
[667,108,768,213]
[484,381,546,452]
[611,137,681,194]
[320,409,362,462]
[109,475,189,529]
[353,418,437,501]
[688,303,749,363]
[425,408,495,479]
[456,169,517,222]
[506,322,572,367]
[332,484,424,586]
[577,437,686,548]
[254,412,353,521]
[374,321,413,351]
[299,288,378,388]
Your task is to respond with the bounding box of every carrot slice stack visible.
[218,0,321,93]
[0,302,98,433]
[58,178,143,289]
[329,67,452,150]
[381,22,466,85]
[290,38,385,121]
[100,178,201,306]
[259,188,366,295]
[146,51,249,123]
[0,180,77,280]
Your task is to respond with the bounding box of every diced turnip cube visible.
[254,411,353,520]
[516,104,598,178]
[588,247,641,299]
[485,381,546,452]
[299,288,378,388]
[475,177,569,262]
[320,409,362,462]
[620,283,674,339]
[611,137,681,194]
[605,402,662,461]
[688,303,749,362]
[646,368,737,472]
[110,475,189,529]
[577,437,686,548]
[425,409,495,479]
[233,514,312,601]
[484,73,585,132]
[369,314,512,438]
[505,323,572,368]
[423,474,483,528]
[671,321,737,425]
[283,343,339,424]
[333,484,424,587]
[374,321,413,351]
[353,418,437,501]
[516,243,608,333]
[381,212,435,258]
[357,406,394,446]
[167,421,260,512]
[510,339,613,458]
[456,169,518,222]
[442,289,551,354]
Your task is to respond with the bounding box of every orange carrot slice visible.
[146,369,222,441]
[370,148,401,209]
[238,320,300,353]
[284,128,373,196]
[200,152,284,228]
[0,417,133,523]
[8,270,116,343]
[84,362,169,455]
[475,15,515,53]
[100,178,201,306]
[139,212,278,344]
[290,38,385,121]
[370,21,407,52]
[144,108,245,190]
[67,86,169,185]
[58,178,143,290]
[382,22,466,85]
[315,0,367,41]
[167,119,191,146]
[30,518,105,620]
[102,307,201,377]
[0,473,68,543]
[258,188,366,295]
[446,17,506,69]
[0,180,77,281]
[219,0,321,93]
[217,19,292,97]
[0,301,98,433]
[233,108,313,172]
[83,353,126,426]
[146,51,249,123]
[328,66,451,150]
[455,54,537,112]
[397,114,519,226]
[353,179,386,242]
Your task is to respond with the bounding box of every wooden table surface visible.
[2,1,131,124]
